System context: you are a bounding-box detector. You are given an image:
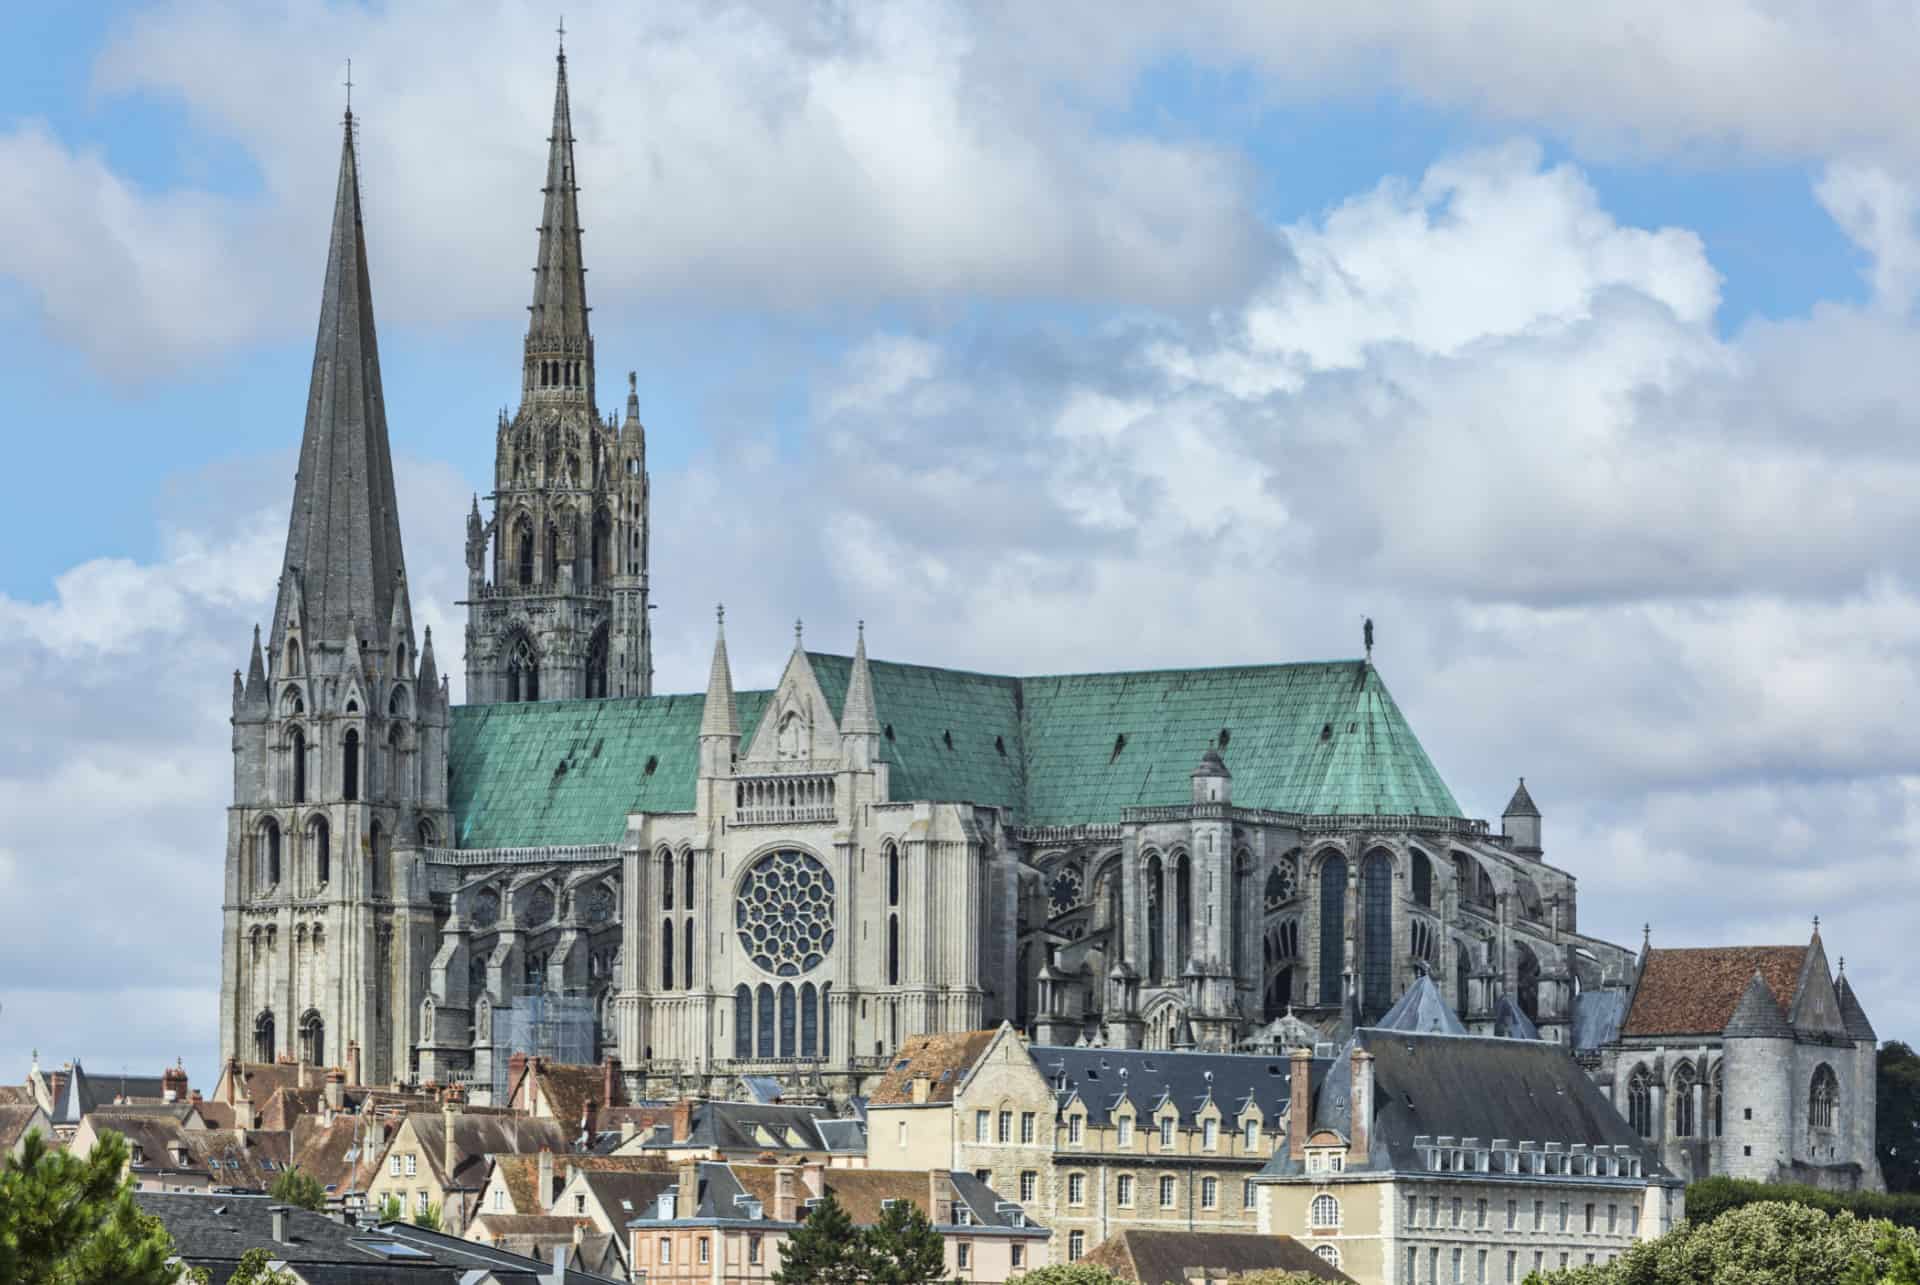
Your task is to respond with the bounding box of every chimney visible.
[927,1169,956,1225]
[801,1162,826,1200]
[47,1070,67,1110]
[269,1205,289,1245]
[346,1040,362,1088]
[1287,1046,1312,1161]
[508,1052,530,1107]
[443,1097,459,1189]
[671,1098,695,1144]
[677,1158,700,1219]
[911,1075,931,1105]
[1347,1045,1374,1165]
[325,1067,347,1112]
[300,1060,316,1091]
[235,1088,257,1133]
[773,1166,798,1222]
[602,1055,623,1110]
[538,1149,555,1213]
[621,1119,638,1144]
[552,1243,569,1285]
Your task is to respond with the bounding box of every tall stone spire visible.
[270,110,409,661]
[841,621,880,735]
[700,606,739,739]
[524,36,593,406]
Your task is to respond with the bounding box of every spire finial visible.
[1363,616,1374,661]
[1813,914,1821,934]
[795,618,803,649]
[1839,955,1846,976]
[556,14,566,56]
[716,603,725,634]
[343,57,353,120]
[1642,923,1651,949]
[857,619,865,642]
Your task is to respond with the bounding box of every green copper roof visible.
[448,655,1460,848]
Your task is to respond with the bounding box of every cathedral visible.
[218,46,1881,1191]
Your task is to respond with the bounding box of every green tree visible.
[225,1248,300,1284]
[412,1201,442,1231]
[856,1198,949,1285]
[1529,1199,1920,1285]
[0,1128,183,1285]
[773,1192,862,1285]
[1017,1268,1128,1285]
[268,1165,327,1212]
[1881,1042,1920,1194]
[375,1194,404,1222]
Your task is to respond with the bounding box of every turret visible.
[840,621,881,771]
[1502,777,1542,856]
[698,606,739,788]
[1721,970,1793,1182]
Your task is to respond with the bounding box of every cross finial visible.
[794,617,804,649]
[1642,923,1651,949]
[716,603,725,631]
[1813,914,1820,934]
[1839,955,1846,976]
[557,14,566,54]
[1363,616,1374,661]
[857,619,865,642]
[343,57,353,119]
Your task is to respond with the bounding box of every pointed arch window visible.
[586,625,609,699]
[516,520,535,587]
[308,815,330,887]
[683,916,694,989]
[1360,850,1394,1020]
[1173,853,1192,975]
[779,983,797,1058]
[887,914,901,986]
[545,522,560,586]
[801,984,819,1058]
[1455,943,1472,1019]
[886,843,901,906]
[506,635,539,703]
[257,819,281,889]
[683,851,696,907]
[1673,1062,1698,1138]
[1811,1064,1839,1130]
[1411,850,1432,908]
[290,726,307,804]
[1711,1063,1725,1137]
[254,1011,276,1063]
[342,729,360,801]
[660,919,676,990]
[1627,1066,1653,1138]
[1146,853,1166,983]
[734,985,753,1060]
[1516,944,1541,1022]
[370,820,385,894]
[417,818,436,847]
[756,985,775,1058]
[1317,854,1347,1005]
[299,1010,324,1067]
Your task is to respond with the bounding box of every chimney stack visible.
[162,1060,189,1104]
[773,1165,798,1222]
[602,1055,622,1110]
[346,1040,362,1088]
[1347,1044,1374,1165]
[1287,1045,1312,1161]
[442,1096,459,1190]
[671,1098,695,1144]
[538,1149,555,1212]
[324,1066,347,1112]
[508,1052,530,1108]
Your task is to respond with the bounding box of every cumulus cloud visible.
[0,452,468,1079]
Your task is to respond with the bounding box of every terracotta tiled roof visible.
[537,1063,605,1128]
[1085,1229,1355,1285]
[1622,946,1808,1037]
[0,1104,48,1151]
[865,1029,999,1106]
[0,1086,35,1106]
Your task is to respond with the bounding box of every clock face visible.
[1049,866,1083,916]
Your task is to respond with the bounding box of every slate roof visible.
[866,1029,1001,1107]
[579,1169,676,1222]
[1621,946,1808,1038]
[1492,996,1542,1041]
[1261,1030,1669,1181]
[1083,1228,1355,1284]
[1570,988,1631,1053]
[374,1218,627,1283]
[1034,1044,1302,1126]
[0,1104,50,1153]
[672,1163,1044,1233]
[448,656,1461,846]
[400,1112,570,1190]
[1838,975,1878,1042]
[1503,778,1541,818]
[1723,972,1794,1038]
[635,1101,858,1154]
[1373,974,1467,1036]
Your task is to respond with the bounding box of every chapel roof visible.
[1621,945,1807,1038]
[448,655,1462,847]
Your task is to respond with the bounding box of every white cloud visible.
[1816,161,1920,313]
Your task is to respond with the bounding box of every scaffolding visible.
[491,982,598,1101]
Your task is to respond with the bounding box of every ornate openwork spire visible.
[524,36,593,403]
[270,110,409,660]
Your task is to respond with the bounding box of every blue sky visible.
[3,0,1919,1085]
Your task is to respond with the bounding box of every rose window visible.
[735,850,835,976]
[1049,866,1083,916]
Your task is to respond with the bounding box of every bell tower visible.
[221,108,449,1086]
[463,38,652,704]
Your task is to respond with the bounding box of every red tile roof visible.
[1622,946,1807,1037]
[865,1030,999,1106]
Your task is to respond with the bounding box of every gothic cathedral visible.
[218,46,1882,1193]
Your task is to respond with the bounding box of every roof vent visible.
[943,730,954,749]
[994,735,1006,756]
[883,723,895,741]
[643,755,658,776]
[1110,732,1128,761]
[1218,728,1231,748]
[1349,721,1357,733]
[1320,724,1332,741]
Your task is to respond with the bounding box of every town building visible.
[1575,926,1882,1191]
[363,1103,570,1235]
[1083,1227,1355,1285]
[1253,1016,1683,1285]
[866,1024,1300,1263]
[627,1160,1049,1285]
